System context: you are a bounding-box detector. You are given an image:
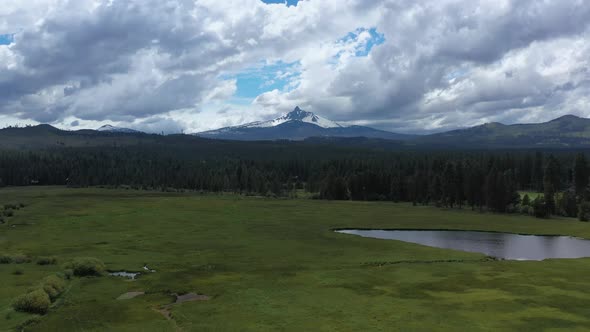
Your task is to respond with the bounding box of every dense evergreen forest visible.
[1,144,590,220]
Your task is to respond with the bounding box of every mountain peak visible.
[97,124,138,133]
[277,106,341,128]
[285,106,317,121]
[195,105,412,141]
[219,107,343,130]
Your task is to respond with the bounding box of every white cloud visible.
[1,0,589,133]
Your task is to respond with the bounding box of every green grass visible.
[2,187,590,331]
[519,191,541,200]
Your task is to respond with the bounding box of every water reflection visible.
[336,229,590,260]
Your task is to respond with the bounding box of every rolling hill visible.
[415,115,590,148]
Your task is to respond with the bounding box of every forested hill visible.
[4,114,590,150]
[2,123,590,220]
[414,115,590,148]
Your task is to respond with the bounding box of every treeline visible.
[1,146,589,219]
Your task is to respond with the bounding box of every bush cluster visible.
[12,274,66,314]
[0,253,31,264]
[65,257,105,276]
[41,275,66,301]
[10,256,104,315]
[0,202,25,221]
[0,254,12,264]
[36,256,58,265]
[12,289,51,315]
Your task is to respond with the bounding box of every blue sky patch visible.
[227,27,385,100]
[261,0,299,6]
[444,68,470,82]
[229,61,300,99]
[359,28,385,56]
[0,34,14,45]
[340,28,385,57]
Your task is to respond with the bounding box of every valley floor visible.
[1,187,590,331]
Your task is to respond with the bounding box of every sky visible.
[1,0,589,134]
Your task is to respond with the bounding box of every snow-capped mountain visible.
[196,107,414,141]
[235,106,342,129]
[96,124,139,133]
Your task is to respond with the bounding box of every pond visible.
[335,229,590,260]
[109,271,141,279]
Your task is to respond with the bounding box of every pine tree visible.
[532,151,544,192]
[454,162,465,208]
[441,162,456,208]
[543,155,561,215]
[573,153,588,199]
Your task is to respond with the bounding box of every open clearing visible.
[2,187,590,331]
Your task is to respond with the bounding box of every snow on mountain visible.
[204,107,342,136]
[195,106,415,141]
[241,107,342,129]
[96,124,139,133]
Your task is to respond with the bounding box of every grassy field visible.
[2,187,590,331]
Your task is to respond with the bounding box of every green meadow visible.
[2,187,590,331]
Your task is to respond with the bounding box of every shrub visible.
[36,257,58,265]
[12,289,51,314]
[18,202,25,208]
[0,253,30,264]
[0,254,13,264]
[579,201,590,222]
[0,216,4,224]
[13,269,24,275]
[41,275,66,300]
[527,206,535,216]
[64,269,74,280]
[12,254,31,264]
[3,209,13,217]
[65,257,105,276]
[533,196,549,218]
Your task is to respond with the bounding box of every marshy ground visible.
[1,187,590,331]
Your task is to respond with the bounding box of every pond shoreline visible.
[332,227,589,240]
[335,229,590,260]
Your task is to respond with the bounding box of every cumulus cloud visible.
[1,0,589,133]
[256,0,590,132]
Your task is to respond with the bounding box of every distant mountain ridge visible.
[196,106,415,141]
[414,114,590,148]
[2,113,590,149]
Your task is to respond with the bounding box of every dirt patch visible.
[154,292,211,324]
[155,306,172,320]
[116,291,145,300]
